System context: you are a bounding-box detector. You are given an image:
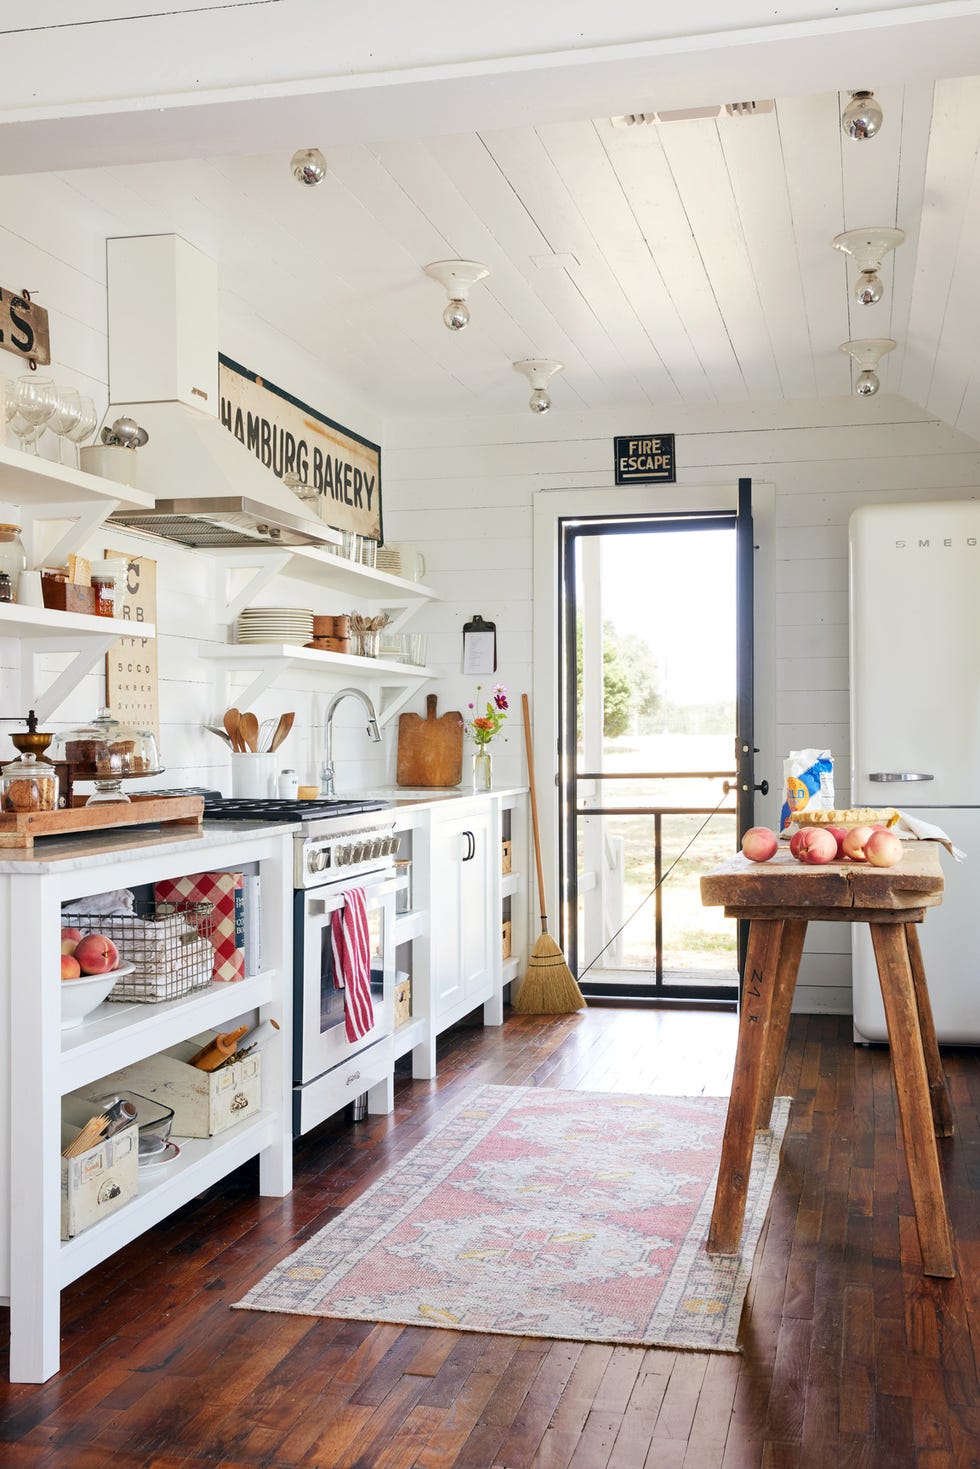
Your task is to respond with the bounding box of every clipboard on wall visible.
[462,614,497,674]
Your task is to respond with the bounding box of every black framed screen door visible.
[557,487,757,1006]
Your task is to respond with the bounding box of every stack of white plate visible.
[375,546,402,576]
[236,607,314,645]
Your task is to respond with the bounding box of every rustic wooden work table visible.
[700,842,955,1277]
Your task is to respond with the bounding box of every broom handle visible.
[521,693,551,935]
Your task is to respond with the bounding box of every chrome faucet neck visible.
[320,687,382,795]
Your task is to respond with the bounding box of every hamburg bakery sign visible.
[218,354,382,540]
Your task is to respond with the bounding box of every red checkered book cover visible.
[153,871,245,984]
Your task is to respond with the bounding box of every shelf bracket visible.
[379,600,415,636]
[218,553,294,624]
[377,680,426,729]
[19,498,123,573]
[23,634,117,724]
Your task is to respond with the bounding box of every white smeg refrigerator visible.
[850,499,980,1043]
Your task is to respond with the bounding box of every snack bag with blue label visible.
[780,750,835,831]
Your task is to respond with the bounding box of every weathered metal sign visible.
[0,286,51,366]
[614,433,676,485]
[218,354,382,541]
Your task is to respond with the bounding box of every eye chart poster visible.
[104,549,159,737]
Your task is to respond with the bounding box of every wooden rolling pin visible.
[189,1026,249,1071]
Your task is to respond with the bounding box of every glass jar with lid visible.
[1,752,59,813]
[0,524,27,602]
[48,708,161,805]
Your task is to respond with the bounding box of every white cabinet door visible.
[431,806,493,1018]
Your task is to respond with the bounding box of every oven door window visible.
[319,901,384,1033]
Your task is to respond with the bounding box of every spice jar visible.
[0,524,27,603]
[89,559,126,618]
[0,752,59,813]
[0,572,12,604]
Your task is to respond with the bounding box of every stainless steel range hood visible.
[102,235,341,551]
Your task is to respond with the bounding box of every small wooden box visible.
[60,1101,139,1240]
[94,1033,261,1138]
[502,920,512,961]
[41,577,97,616]
[394,975,412,1028]
[501,840,512,875]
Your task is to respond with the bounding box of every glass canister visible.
[0,524,27,602]
[0,752,59,813]
[88,559,127,618]
[48,708,161,805]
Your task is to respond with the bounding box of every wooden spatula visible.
[240,711,259,753]
[269,711,295,752]
[223,708,243,752]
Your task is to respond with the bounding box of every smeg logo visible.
[894,537,978,549]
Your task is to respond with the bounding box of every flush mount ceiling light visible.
[513,359,563,414]
[424,260,490,331]
[840,338,895,396]
[841,90,884,140]
[832,226,906,305]
[290,148,327,186]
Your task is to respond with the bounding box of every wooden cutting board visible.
[397,693,463,788]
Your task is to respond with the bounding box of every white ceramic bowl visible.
[60,962,134,1030]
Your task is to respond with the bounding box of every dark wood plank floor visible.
[2,1005,979,1467]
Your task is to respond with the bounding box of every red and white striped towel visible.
[331,887,375,1042]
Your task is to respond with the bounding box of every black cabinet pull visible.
[462,830,475,861]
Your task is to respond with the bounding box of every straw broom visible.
[512,693,586,1014]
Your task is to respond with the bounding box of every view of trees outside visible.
[575,527,738,985]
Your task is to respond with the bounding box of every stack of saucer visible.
[236,607,314,646]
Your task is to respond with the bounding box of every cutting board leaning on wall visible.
[397,694,463,787]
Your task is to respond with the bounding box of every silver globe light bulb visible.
[856,368,880,396]
[855,270,883,306]
[842,90,883,141]
[529,387,551,414]
[443,298,470,331]
[291,148,327,186]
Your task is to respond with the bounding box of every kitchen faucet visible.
[320,687,381,796]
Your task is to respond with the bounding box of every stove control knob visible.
[307,850,318,874]
[352,842,367,862]
[316,849,330,872]
[336,844,350,864]
[384,836,399,855]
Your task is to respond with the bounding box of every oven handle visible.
[305,872,402,916]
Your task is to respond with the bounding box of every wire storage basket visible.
[66,900,215,1002]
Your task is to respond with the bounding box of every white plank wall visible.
[383,398,980,1013]
[0,179,390,800]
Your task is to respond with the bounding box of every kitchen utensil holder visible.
[231,752,276,797]
[66,900,215,1003]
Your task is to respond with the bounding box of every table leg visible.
[903,922,954,1138]
[707,918,784,1256]
[869,924,955,1278]
[755,918,807,1131]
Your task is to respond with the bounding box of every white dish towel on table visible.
[893,811,966,862]
[331,887,375,1041]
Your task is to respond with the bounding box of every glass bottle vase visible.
[472,748,492,792]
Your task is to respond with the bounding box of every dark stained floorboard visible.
[0,1007,978,1467]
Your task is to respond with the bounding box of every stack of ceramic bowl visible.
[236,607,314,646]
[307,614,350,653]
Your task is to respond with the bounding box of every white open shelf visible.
[199,643,436,725]
[501,872,521,899]
[502,957,521,984]
[0,443,153,510]
[59,969,278,1094]
[0,601,156,642]
[59,1109,278,1286]
[394,908,426,944]
[392,1016,426,1061]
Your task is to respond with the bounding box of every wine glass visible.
[9,375,57,455]
[65,395,98,468]
[47,386,82,465]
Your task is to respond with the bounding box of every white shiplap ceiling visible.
[8,6,980,433]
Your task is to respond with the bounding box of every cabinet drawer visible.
[292,1035,393,1135]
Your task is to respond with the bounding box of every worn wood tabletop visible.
[700,841,944,913]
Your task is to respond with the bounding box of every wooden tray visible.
[0,793,204,849]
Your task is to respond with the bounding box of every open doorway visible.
[558,511,749,1006]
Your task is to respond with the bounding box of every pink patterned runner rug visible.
[235,1084,790,1352]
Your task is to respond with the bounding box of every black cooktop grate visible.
[154,790,389,822]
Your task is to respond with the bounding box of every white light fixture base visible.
[423,260,490,298]
[840,338,895,396]
[513,359,564,414]
[832,227,905,273]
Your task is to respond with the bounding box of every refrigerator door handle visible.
[868,771,935,781]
